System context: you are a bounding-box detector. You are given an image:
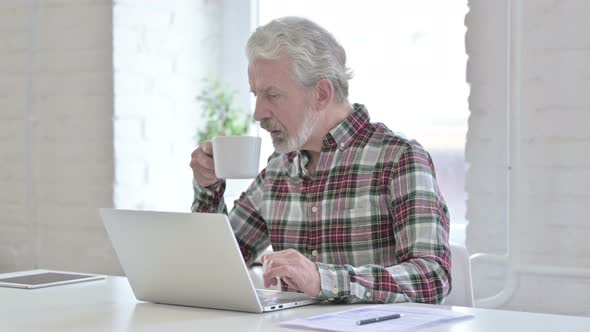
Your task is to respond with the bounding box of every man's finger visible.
[281,276,300,291]
[263,266,280,288]
[260,253,282,271]
[262,260,280,288]
[269,277,279,287]
[265,276,281,289]
[200,141,213,156]
[260,254,270,265]
[196,153,215,171]
[261,250,293,262]
[263,265,296,288]
[261,251,284,261]
[262,254,297,268]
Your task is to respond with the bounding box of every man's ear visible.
[314,78,334,111]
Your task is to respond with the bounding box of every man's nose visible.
[253,98,270,121]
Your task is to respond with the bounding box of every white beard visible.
[273,108,319,153]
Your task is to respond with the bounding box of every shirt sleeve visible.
[191,179,228,214]
[191,173,271,266]
[315,142,451,304]
[228,169,272,266]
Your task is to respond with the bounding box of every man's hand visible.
[189,141,221,187]
[260,249,321,298]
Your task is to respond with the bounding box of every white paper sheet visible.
[280,304,474,332]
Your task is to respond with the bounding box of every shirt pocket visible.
[329,205,389,265]
[345,207,381,248]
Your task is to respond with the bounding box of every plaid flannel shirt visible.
[192,103,451,304]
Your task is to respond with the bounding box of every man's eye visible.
[268,94,279,99]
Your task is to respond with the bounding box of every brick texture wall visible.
[0,0,117,274]
[466,0,590,315]
[113,0,221,212]
[0,0,222,276]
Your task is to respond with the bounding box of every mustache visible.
[260,120,285,132]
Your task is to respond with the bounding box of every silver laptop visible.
[100,209,320,313]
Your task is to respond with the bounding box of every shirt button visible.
[312,250,318,257]
[311,206,318,213]
[340,143,345,148]
[332,288,338,294]
[366,292,372,297]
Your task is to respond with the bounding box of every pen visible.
[356,313,402,325]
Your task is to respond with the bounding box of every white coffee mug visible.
[212,136,261,179]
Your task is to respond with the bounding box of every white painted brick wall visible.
[466,0,590,315]
[0,0,118,274]
[113,0,222,212]
[465,0,510,265]
[0,0,229,275]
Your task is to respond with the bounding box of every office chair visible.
[443,242,475,307]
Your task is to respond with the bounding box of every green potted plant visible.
[195,79,254,143]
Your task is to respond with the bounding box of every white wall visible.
[0,0,117,274]
[0,0,224,275]
[218,0,261,208]
[220,0,257,115]
[113,0,222,212]
[466,0,590,316]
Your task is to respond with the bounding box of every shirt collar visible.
[324,103,370,151]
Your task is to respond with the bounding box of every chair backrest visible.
[443,242,474,307]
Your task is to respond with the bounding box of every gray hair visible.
[246,16,353,103]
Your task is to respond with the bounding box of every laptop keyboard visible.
[256,289,312,306]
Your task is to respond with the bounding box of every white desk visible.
[2,276,589,332]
